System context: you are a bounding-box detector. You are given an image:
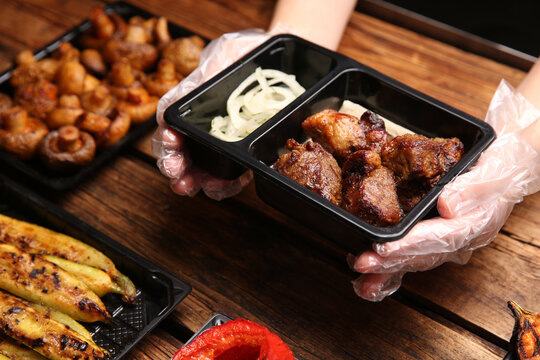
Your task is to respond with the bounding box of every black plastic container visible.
[0,176,191,359]
[164,34,496,246]
[0,1,202,191]
[183,313,232,346]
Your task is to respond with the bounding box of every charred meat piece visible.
[273,139,342,205]
[381,134,464,184]
[382,134,464,212]
[341,148,381,176]
[302,109,365,162]
[396,178,430,212]
[365,127,392,156]
[302,109,390,162]
[341,150,403,226]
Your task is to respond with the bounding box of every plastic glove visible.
[348,80,540,301]
[152,29,280,200]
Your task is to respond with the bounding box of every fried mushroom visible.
[39,125,96,171]
[161,36,205,76]
[116,86,158,124]
[102,27,158,71]
[10,50,59,88]
[107,59,145,100]
[46,94,85,129]
[0,106,48,159]
[55,61,86,95]
[54,42,80,63]
[154,16,171,48]
[14,79,58,119]
[80,6,127,49]
[76,112,110,136]
[144,59,182,97]
[97,110,131,148]
[80,84,117,117]
[80,48,107,76]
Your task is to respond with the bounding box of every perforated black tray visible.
[0,1,202,191]
[0,176,191,359]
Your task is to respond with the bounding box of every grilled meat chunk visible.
[301,109,390,162]
[381,134,464,211]
[381,134,464,184]
[341,150,403,226]
[273,139,342,205]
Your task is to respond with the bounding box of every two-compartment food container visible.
[164,34,496,247]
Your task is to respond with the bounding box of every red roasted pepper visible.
[173,319,294,360]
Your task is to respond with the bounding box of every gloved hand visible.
[348,80,540,301]
[152,29,278,200]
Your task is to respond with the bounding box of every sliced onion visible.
[209,67,305,142]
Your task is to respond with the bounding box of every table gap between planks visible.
[0,0,538,359]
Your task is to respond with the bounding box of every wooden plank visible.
[56,155,505,359]
[0,37,26,74]
[123,0,275,41]
[0,1,67,50]
[168,289,217,334]
[502,192,540,248]
[401,232,540,342]
[9,0,104,28]
[339,12,526,120]
[123,327,183,360]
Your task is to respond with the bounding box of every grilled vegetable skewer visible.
[0,291,109,360]
[0,214,137,303]
[0,335,48,360]
[44,255,122,298]
[0,244,110,323]
[24,302,95,344]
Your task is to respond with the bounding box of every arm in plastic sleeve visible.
[349,79,540,301]
[152,29,277,199]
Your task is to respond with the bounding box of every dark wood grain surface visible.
[0,1,538,359]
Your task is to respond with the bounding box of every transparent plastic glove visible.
[152,28,284,199]
[349,80,540,301]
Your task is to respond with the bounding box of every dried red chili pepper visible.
[172,318,294,360]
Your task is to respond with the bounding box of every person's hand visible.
[348,80,540,301]
[152,29,279,199]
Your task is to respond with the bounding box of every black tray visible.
[164,34,496,246]
[0,176,192,359]
[0,1,202,191]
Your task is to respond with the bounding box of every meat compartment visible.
[248,66,495,245]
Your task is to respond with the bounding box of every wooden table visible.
[1,1,539,359]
